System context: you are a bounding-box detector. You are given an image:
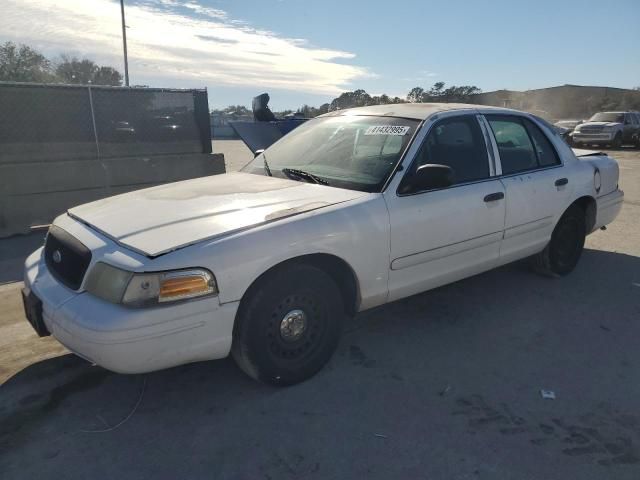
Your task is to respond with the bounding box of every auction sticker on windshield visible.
[364,125,410,136]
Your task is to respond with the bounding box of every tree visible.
[294,103,330,118]
[414,82,482,103]
[407,87,425,103]
[56,56,96,84]
[430,82,445,97]
[93,66,123,86]
[55,55,123,86]
[0,41,56,82]
[330,89,373,110]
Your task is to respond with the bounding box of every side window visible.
[411,115,489,185]
[522,118,561,167]
[487,116,537,175]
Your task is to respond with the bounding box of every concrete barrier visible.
[0,152,225,237]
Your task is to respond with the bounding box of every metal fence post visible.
[87,85,101,158]
[87,85,111,195]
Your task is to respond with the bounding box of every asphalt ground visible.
[1,142,639,479]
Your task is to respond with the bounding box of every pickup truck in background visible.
[572,111,640,148]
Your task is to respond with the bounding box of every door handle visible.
[555,178,568,186]
[484,192,504,202]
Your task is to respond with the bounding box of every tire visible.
[612,132,622,149]
[531,205,586,277]
[232,263,344,386]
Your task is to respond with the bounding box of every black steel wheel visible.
[531,205,586,277]
[232,263,344,386]
[612,132,623,149]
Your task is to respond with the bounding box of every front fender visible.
[165,195,392,312]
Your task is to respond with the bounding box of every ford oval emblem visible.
[52,250,62,264]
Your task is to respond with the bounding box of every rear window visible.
[487,115,560,174]
[526,120,561,167]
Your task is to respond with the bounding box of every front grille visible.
[580,127,604,134]
[44,225,92,290]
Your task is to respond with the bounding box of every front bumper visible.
[572,132,615,144]
[23,248,239,374]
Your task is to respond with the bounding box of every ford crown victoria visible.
[22,103,624,385]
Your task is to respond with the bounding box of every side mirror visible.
[403,164,454,193]
[254,149,265,158]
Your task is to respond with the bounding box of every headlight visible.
[85,263,217,307]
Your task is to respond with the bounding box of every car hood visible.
[68,172,367,257]
[577,122,621,129]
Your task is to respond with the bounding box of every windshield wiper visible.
[281,168,330,186]
[262,153,272,177]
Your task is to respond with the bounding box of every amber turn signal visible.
[158,270,216,303]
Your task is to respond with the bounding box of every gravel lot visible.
[1,143,639,479]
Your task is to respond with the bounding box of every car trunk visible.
[572,149,620,197]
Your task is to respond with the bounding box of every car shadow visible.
[2,248,640,477]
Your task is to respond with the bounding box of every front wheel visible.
[531,205,586,277]
[612,132,623,149]
[232,263,344,386]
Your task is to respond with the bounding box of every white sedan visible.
[22,103,624,385]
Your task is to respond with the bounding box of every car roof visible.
[319,102,520,121]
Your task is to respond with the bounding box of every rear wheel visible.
[232,263,344,386]
[532,205,586,277]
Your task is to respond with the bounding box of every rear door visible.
[622,113,636,143]
[625,113,640,143]
[384,113,506,301]
[484,114,571,263]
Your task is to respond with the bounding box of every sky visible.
[1,0,639,110]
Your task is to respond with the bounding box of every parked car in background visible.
[572,111,640,148]
[553,119,584,146]
[555,119,583,133]
[22,104,624,386]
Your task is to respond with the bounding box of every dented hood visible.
[68,172,366,257]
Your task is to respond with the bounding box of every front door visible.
[384,114,506,302]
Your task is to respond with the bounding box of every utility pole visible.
[120,0,130,86]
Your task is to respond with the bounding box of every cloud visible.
[0,0,371,95]
[400,70,439,83]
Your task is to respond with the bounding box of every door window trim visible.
[483,113,562,177]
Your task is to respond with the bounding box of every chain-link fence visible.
[0,82,221,237]
[0,82,211,163]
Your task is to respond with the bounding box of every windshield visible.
[241,116,419,192]
[556,120,580,128]
[589,112,624,123]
